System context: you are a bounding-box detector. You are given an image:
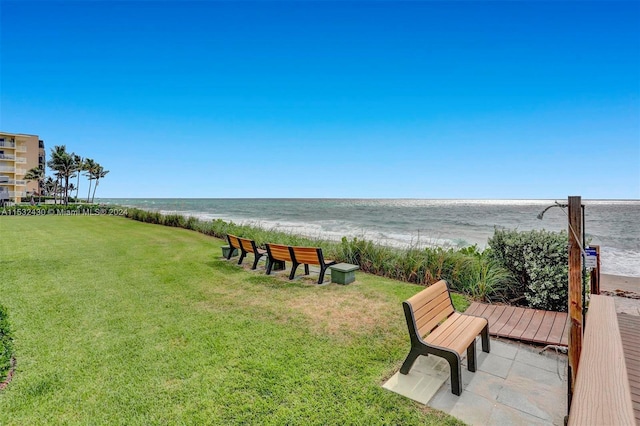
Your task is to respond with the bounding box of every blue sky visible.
[1,1,639,199]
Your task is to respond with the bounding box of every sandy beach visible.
[601,273,640,315]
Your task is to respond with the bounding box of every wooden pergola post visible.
[568,195,583,409]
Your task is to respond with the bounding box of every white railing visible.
[0,166,15,173]
[0,154,15,160]
[16,145,27,152]
[9,191,26,197]
[15,157,27,163]
[14,180,26,185]
[0,141,16,148]
[15,168,26,175]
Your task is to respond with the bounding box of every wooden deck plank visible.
[520,310,546,341]
[560,315,571,346]
[473,302,490,317]
[478,304,497,322]
[497,307,526,336]
[492,306,516,335]
[532,311,557,343]
[547,311,568,346]
[486,306,506,330]
[465,302,484,316]
[617,313,640,425]
[463,302,569,346]
[509,308,535,338]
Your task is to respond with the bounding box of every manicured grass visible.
[0,216,465,425]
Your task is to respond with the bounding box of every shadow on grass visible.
[205,259,245,274]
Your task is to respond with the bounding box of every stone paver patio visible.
[383,338,568,425]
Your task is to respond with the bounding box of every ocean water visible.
[101,198,640,277]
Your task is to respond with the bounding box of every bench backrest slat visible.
[266,243,293,262]
[407,280,455,337]
[291,246,323,265]
[239,237,257,253]
[227,234,241,250]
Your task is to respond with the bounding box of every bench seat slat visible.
[427,315,487,356]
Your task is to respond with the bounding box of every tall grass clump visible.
[455,250,514,302]
[0,304,13,383]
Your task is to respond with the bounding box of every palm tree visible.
[43,176,56,198]
[24,166,45,203]
[47,145,76,205]
[83,158,97,203]
[91,165,109,203]
[73,154,83,202]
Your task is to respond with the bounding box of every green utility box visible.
[330,263,359,285]
[221,245,238,258]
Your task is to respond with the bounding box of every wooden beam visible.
[568,195,583,408]
[567,295,635,425]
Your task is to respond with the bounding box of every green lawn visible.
[0,216,464,425]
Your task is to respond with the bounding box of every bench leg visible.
[399,348,422,375]
[266,258,273,275]
[317,266,327,284]
[238,251,246,265]
[467,340,477,372]
[304,264,309,275]
[289,262,299,280]
[481,323,490,353]
[443,352,463,396]
[226,248,234,260]
[251,253,262,270]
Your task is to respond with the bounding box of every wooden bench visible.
[568,295,635,425]
[226,234,267,270]
[289,246,337,284]
[264,243,293,275]
[400,280,490,395]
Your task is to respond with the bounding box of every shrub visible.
[488,228,569,311]
[0,304,13,383]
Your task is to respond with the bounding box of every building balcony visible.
[0,179,26,186]
[0,141,16,148]
[16,145,27,153]
[9,191,26,197]
[0,166,16,173]
[0,154,15,161]
[15,157,27,163]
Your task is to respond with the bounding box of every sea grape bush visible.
[488,228,569,311]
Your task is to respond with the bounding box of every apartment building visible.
[0,132,45,203]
